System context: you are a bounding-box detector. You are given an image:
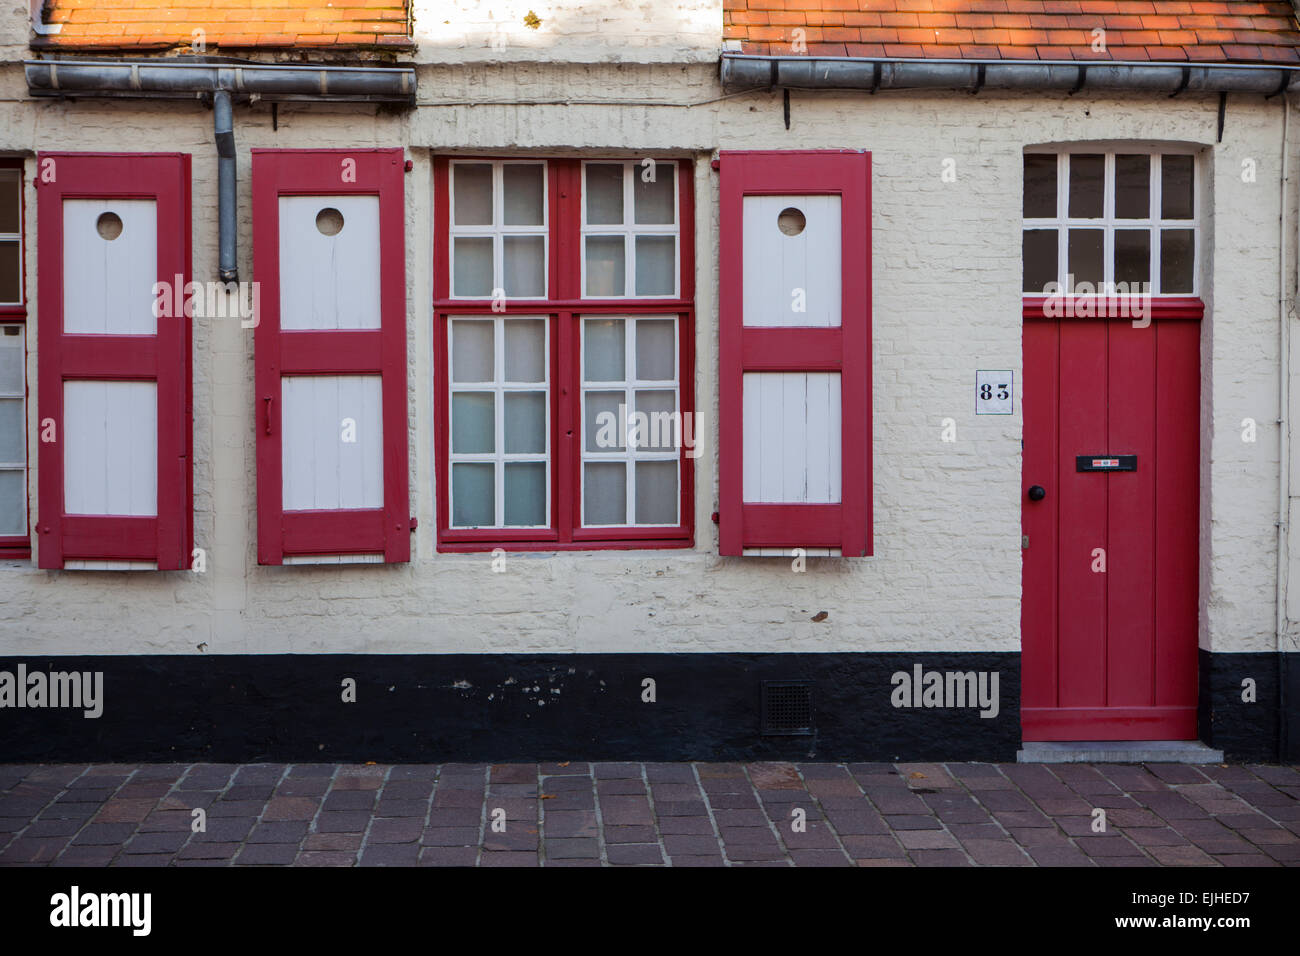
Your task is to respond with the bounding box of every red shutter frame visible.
[36,152,193,570]
[253,148,409,564]
[718,150,872,557]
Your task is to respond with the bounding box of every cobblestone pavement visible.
[0,761,1298,866]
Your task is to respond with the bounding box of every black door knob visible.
[1028,485,1046,501]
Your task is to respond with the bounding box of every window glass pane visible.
[584,461,626,525]
[453,237,493,297]
[585,164,624,224]
[635,460,677,525]
[635,319,674,381]
[1068,154,1104,219]
[1022,155,1057,219]
[634,236,675,296]
[503,235,545,297]
[504,319,545,383]
[1161,155,1194,219]
[1067,229,1104,289]
[585,236,625,296]
[634,390,677,451]
[634,165,674,224]
[585,391,625,451]
[0,470,23,535]
[0,399,22,462]
[452,463,494,526]
[1160,229,1195,293]
[1022,229,1058,294]
[1114,230,1151,288]
[0,241,19,304]
[451,320,494,383]
[503,164,544,226]
[453,164,493,226]
[503,462,546,526]
[1115,154,1151,219]
[451,392,495,454]
[0,332,22,393]
[0,172,19,234]
[584,319,625,381]
[504,392,546,454]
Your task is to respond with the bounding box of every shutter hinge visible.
[1022,535,1029,549]
[711,511,720,524]
[410,516,418,531]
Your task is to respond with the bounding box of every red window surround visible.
[433,157,696,552]
[0,158,28,560]
[717,150,872,557]
[252,148,410,564]
[35,152,193,569]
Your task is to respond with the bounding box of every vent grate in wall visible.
[760,680,814,736]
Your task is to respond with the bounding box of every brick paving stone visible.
[898,830,960,850]
[263,796,321,821]
[176,841,241,860]
[123,831,188,853]
[323,791,376,811]
[840,834,907,858]
[316,811,371,833]
[367,819,423,844]
[297,851,356,866]
[248,821,310,844]
[823,808,889,834]
[235,843,299,865]
[884,814,943,831]
[961,839,1032,865]
[664,834,722,856]
[1121,827,1186,847]
[538,762,587,776]
[1094,856,1155,867]
[606,843,664,865]
[724,843,788,862]
[490,764,536,784]
[420,827,480,847]
[543,810,597,838]
[1217,854,1280,866]
[657,815,715,835]
[748,763,803,789]
[359,844,420,866]
[53,845,119,865]
[428,807,482,827]
[112,853,175,867]
[0,839,68,863]
[670,855,727,866]
[542,838,599,859]
[419,846,478,866]
[604,825,657,843]
[599,796,653,825]
[193,819,255,843]
[1146,844,1218,866]
[479,851,538,866]
[911,849,971,866]
[718,826,780,846]
[482,831,539,852]
[947,823,1006,840]
[704,792,761,809]
[1075,835,1145,858]
[644,764,696,783]
[1029,846,1094,866]
[592,762,642,779]
[596,779,646,796]
[70,823,136,845]
[374,798,428,818]
[303,832,363,851]
[650,784,701,802]
[780,824,844,850]
[713,808,767,827]
[789,849,852,866]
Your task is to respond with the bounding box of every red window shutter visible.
[36,152,193,570]
[253,148,409,564]
[717,150,872,557]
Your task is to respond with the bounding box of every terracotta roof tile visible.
[33,0,411,50]
[726,0,1300,62]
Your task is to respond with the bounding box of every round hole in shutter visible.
[95,211,123,241]
[315,207,344,237]
[776,206,806,237]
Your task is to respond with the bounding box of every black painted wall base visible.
[0,653,1020,763]
[1199,650,1300,763]
[2,651,1293,763]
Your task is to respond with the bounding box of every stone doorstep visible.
[1017,741,1226,765]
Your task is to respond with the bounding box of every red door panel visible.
[1022,306,1200,741]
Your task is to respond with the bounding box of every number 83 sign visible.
[976,370,1013,415]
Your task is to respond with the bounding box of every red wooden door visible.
[1021,307,1200,741]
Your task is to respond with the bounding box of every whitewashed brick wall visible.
[0,60,1289,659]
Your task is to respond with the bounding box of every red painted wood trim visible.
[718,149,872,557]
[252,148,409,564]
[1022,706,1197,741]
[36,152,192,569]
[1,160,30,557]
[1022,296,1204,321]
[433,158,695,552]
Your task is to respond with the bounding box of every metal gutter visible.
[721,53,1300,96]
[24,58,416,104]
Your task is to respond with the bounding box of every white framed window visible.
[1023,148,1198,296]
[449,160,548,299]
[581,314,680,527]
[0,324,25,537]
[581,161,679,299]
[448,315,550,528]
[0,167,21,307]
